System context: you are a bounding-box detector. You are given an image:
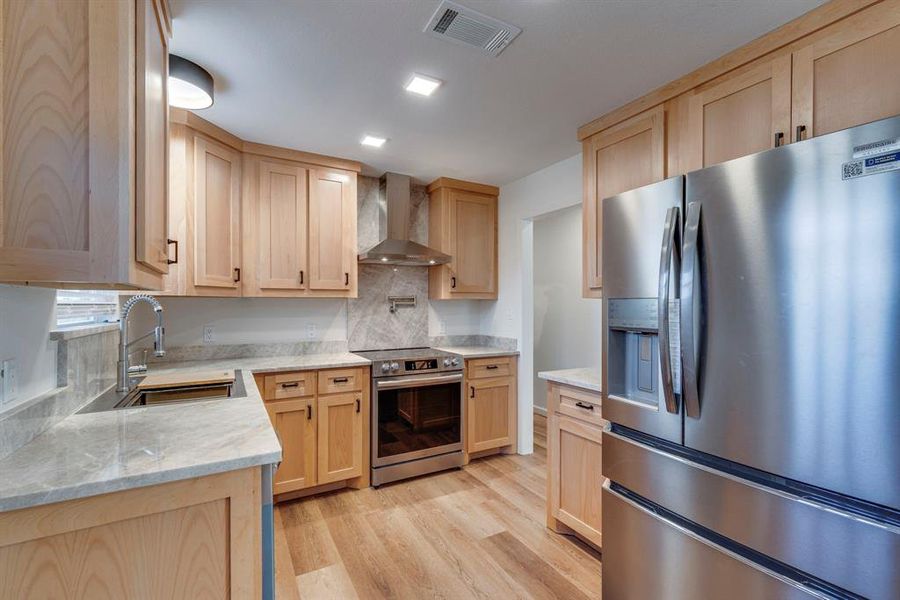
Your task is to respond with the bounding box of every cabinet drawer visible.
[318,368,364,395]
[263,371,316,401]
[467,356,514,379]
[551,384,605,428]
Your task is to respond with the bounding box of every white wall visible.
[485,153,595,452]
[532,206,601,410]
[0,285,57,408]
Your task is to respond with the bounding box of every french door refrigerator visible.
[601,116,900,600]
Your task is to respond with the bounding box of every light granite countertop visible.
[434,346,520,359]
[537,368,601,392]
[0,353,369,513]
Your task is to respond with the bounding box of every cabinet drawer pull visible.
[332,376,349,384]
[470,386,475,398]
[356,398,361,413]
[795,125,807,142]
[166,238,178,265]
[307,404,313,420]
[774,132,784,148]
[345,272,350,286]
[299,270,304,285]
[575,401,595,411]
[280,382,299,388]
[451,276,457,289]
[233,267,241,282]
[486,364,499,370]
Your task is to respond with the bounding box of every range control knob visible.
[451,357,461,367]
[381,363,391,373]
[443,358,452,367]
[390,362,400,372]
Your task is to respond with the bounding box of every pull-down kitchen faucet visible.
[117,294,166,392]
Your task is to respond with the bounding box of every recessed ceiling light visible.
[361,135,387,148]
[405,74,442,97]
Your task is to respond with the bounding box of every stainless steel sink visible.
[78,370,246,414]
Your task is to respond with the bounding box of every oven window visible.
[377,381,461,460]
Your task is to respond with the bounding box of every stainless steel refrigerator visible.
[601,116,900,599]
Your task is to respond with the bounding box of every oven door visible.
[372,372,463,468]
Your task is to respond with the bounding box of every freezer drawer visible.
[603,428,899,599]
[603,481,827,600]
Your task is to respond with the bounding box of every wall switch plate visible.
[305,323,318,340]
[203,325,215,344]
[1,359,18,405]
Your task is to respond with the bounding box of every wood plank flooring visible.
[274,424,601,599]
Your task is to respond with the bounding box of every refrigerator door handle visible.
[658,206,680,414]
[681,201,702,419]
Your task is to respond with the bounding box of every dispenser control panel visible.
[608,298,658,331]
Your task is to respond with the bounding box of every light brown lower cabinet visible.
[0,467,262,599]
[257,367,369,499]
[546,382,605,549]
[464,356,518,459]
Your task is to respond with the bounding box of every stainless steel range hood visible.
[358,172,451,266]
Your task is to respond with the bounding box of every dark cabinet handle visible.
[356,398,361,413]
[470,386,475,398]
[333,377,349,384]
[795,125,807,142]
[299,270,304,285]
[280,382,299,388]
[166,238,178,264]
[233,267,241,282]
[307,404,313,420]
[774,132,784,148]
[345,272,349,286]
[575,401,595,411]
[486,365,499,370]
[451,276,457,289]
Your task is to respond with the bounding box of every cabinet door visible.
[449,191,497,295]
[689,55,791,167]
[792,6,900,141]
[308,169,355,291]
[193,136,241,290]
[317,392,363,484]
[135,0,170,275]
[583,106,665,297]
[266,398,317,494]
[467,377,517,453]
[257,160,308,290]
[548,414,603,547]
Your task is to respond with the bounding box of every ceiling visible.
[170,0,825,185]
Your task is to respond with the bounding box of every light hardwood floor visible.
[274,418,601,599]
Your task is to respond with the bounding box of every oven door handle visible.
[375,373,463,390]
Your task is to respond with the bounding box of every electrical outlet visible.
[305,323,318,340]
[2,359,18,405]
[203,325,215,344]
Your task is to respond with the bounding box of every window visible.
[55,290,119,328]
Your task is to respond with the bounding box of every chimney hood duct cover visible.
[358,173,451,266]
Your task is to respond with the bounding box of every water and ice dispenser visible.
[605,298,663,408]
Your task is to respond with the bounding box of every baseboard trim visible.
[533,405,547,416]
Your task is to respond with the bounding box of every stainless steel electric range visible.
[353,348,464,486]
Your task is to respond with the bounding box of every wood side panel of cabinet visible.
[193,135,242,293]
[317,392,364,484]
[135,0,171,275]
[308,169,356,293]
[792,2,900,141]
[265,398,316,494]
[688,55,792,168]
[0,0,161,287]
[582,106,665,297]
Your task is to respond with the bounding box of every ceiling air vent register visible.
[424,1,521,57]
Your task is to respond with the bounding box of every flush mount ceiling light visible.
[168,55,214,109]
[405,74,442,96]
[361,135,387,148]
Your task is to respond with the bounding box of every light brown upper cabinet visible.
[193,136,243,295]
[428,178,500,300]
[582,107,665,297]
[309,170,357,292]
[0,0,170,288]
[244,158,309,295]
[688,56,791,168]
[135,0,172,276]
[791,4,900,141]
